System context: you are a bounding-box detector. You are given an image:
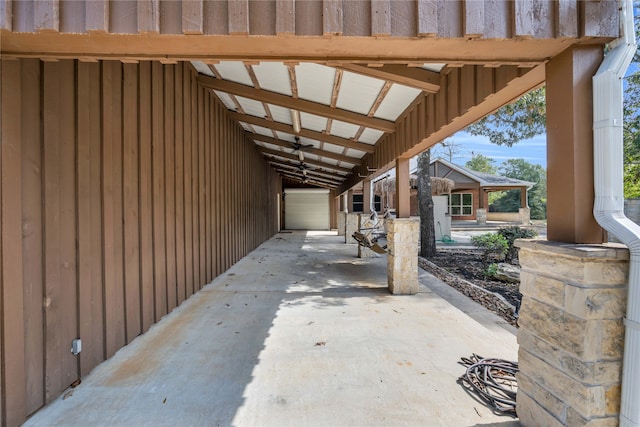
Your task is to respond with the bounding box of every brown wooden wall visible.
[0,0,618,39]
[0,59,280,427]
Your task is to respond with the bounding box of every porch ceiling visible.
[192,60,438,188]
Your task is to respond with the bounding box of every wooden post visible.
[396,157,410,218]
[363,179,372,214]
[546,45,605,243]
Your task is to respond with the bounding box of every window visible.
[449,193,473,216]
[374,195,381,212]
[352,194,363,212]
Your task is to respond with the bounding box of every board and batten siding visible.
[0,59,280,427]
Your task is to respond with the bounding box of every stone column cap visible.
[515,239,629,260]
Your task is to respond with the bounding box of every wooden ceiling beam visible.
[279,172,337,189]
[247,132,361,165]
[258,147,352,174]
[228,111,375,153]
[271,161,345,183]
[335,64,440,93]
[276,169,340,188]
[198,74,395,132]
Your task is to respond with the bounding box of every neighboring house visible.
[429,158,534,224]
[371,158,534,224]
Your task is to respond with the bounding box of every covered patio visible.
[23,231,518,427]
[1,1,637,426]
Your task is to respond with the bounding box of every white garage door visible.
[284,189,330,230]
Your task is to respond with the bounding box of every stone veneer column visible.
[476,208,487,225]
[345,213,359,244]
[337,211,346,236]
[515,240,630,426]
[519,207,531,225]
[387,218,419,294]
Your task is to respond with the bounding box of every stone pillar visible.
[516,240,629,427]
[519,207,531,225]
[357,213,378,258]
[387,218,419,295]
[337,211,346,236]
[476,208,487,225]
[345,213,359,244]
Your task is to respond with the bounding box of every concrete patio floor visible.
[24,231,519,427]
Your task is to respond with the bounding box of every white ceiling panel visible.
[260,142,285,152]
[214,61,253,86]
[345,148,366,158]
[296,63,335,105]
[239,122,251,131]
[300,112,328,133]
[358,128,385,144]
[422,63,446,72]
[303,153,319,162]
[251,125,276,138]
[253,62,292,96]
[373,84,422,120]
[191,61,215,77]
[235,96,267,118]
[336,71,385,115]
[321,143,347,154]
[214,91,237,111]
[330,120,359,139]
[340,161,356,169]
[320,158,339,166]
[269,105,293,125]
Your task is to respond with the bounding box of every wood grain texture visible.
[123,62,141,342]
[85,0,108,32]
[182,0,203,34]
[137,0,160,33]
[228,0,249,35]
[556,0,577,38]
[21,59,45,414]
[371,0,390,36]
[323,0,343,35]
[1,58,27,427]
[34,0,59,32]
[0,0,12,31]
[139,61,154,332]
[1,58,280,423]
[276,0,295,34]
[463,0,484,37]
[174,63,186,305]
[164,64,177,310]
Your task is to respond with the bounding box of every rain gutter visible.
[592,1,639,425]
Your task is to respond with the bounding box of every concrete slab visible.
[24,231,519,427]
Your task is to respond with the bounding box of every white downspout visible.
[592,1,639,426]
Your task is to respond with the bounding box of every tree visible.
[490,159,547,220]
[431,139,463,162]
[465,154,498,174]
[417,150,437,257]
[466,87,546,147]
[624,70,640,198]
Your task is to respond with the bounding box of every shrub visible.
[497,226,538,262]
[485,262,499,278]
[470,232,508,265]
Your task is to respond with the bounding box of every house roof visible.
[430,158,535,189]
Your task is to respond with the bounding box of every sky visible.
[428,131,548,169]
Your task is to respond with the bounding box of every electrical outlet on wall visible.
[71,339,82,355]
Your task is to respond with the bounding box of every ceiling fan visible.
[290,136,313,153]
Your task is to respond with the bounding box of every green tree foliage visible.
[465,87,546,147]
[465,154,498,174]
[490,159,547,220]
[624,70,640,198]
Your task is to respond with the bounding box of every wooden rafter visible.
[273,164,343,185]
[248,132,361,165]
[335,64,440,93]
[258,147,352,174]
[278,171,337,188]
[197,75,395,132]
[272,161,346,182]
[228,112,375,153]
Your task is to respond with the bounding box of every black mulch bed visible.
[419,249,522,326]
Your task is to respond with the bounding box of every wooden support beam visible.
[247,132,361,165]
[198,74,395,132]
[271,161,345,183]
[546,46,604,243]
[395,158,410,218]
[228,112,375,153]
[336,63,440,93]
[258,147,352,174]
[362,179,372,214]
[276,169,341,187]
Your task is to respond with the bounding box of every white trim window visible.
[450,193,473,216]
